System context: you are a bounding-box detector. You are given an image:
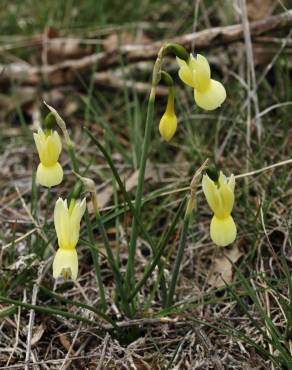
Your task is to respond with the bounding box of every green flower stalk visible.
[125,46,164,290]
[76,172,132,316]
[126,43,192,292]
[166,159,209,307]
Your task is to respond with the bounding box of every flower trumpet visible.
[177,54,226,110]
[33,128,63,187]
[53,197,86,280]
[202,171,236,247]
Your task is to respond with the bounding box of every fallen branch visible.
[0,10,291,86]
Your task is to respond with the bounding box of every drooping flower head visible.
[202,171,236,247]
[33,128,63,187]
[159,86,177,141]
[53,197,86,280]
[177,54,226,111]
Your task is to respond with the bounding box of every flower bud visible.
[159,86,177,142]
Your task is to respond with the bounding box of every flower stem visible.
[125,94,155,291]
[125,45,167,292]
[84,210,107,312]
[165,199,193,307]
[67,144,78,173]
[94,208,132,317]
[128,197,186,302]
[166,160,208,307]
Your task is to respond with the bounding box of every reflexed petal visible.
[194,79,226,110]
[159,113,178,141]
[46,132,62,165]
[34,132,47,164]
[202,174,224,216]
[193,54,211,91]
[218,171,227,186]
[176,57,196,88]
[219,184,234,216]
[176,56,188,68]
[228,174,235,193]
[54,198,66,243]
[69,198,86,248]
[33,133,42,156]
[37,127,45,137]
[188,54,197,70]
[36,162,63,188]
[34,129,62,166]
[58,199,71,249]
[53,248,78,280]
[210,215,237,247]
[52,131,62,156]
[75,198,86,218]
[178,68,196,88]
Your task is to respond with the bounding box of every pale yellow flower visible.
[159,89,177,141]
[202,171,236,247]
[177,54,226,110]
[53,197,86,280]
[33,128,63,187]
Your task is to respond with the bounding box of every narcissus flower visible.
[33,128,63,187]
[202,171,236,247]
[177,54,226,110]
[159,88,177,141]
[53,197,86,280]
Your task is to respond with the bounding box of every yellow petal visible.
[194,79,226,110]
[159,112,178,141]
[36,127,46,140]
[210,215,237,247]
[34,129,62,166]
[202,174,224,216]
[228,174,235,193]
[33,132,43,156]
[33,130,46,164]
[46,132,62,165]
[54,198,66,245]
[36,162,63,188]
[53,248,78,280]
[69,198,86,248]
[59,199,71,249]
[176,57,196,88]
[219,184,234,216]
[176,56,188,68]
[218,171,227,186]
[54,198,85,250]
[193,54,211,91]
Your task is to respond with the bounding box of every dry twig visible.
[0,10,291,86]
